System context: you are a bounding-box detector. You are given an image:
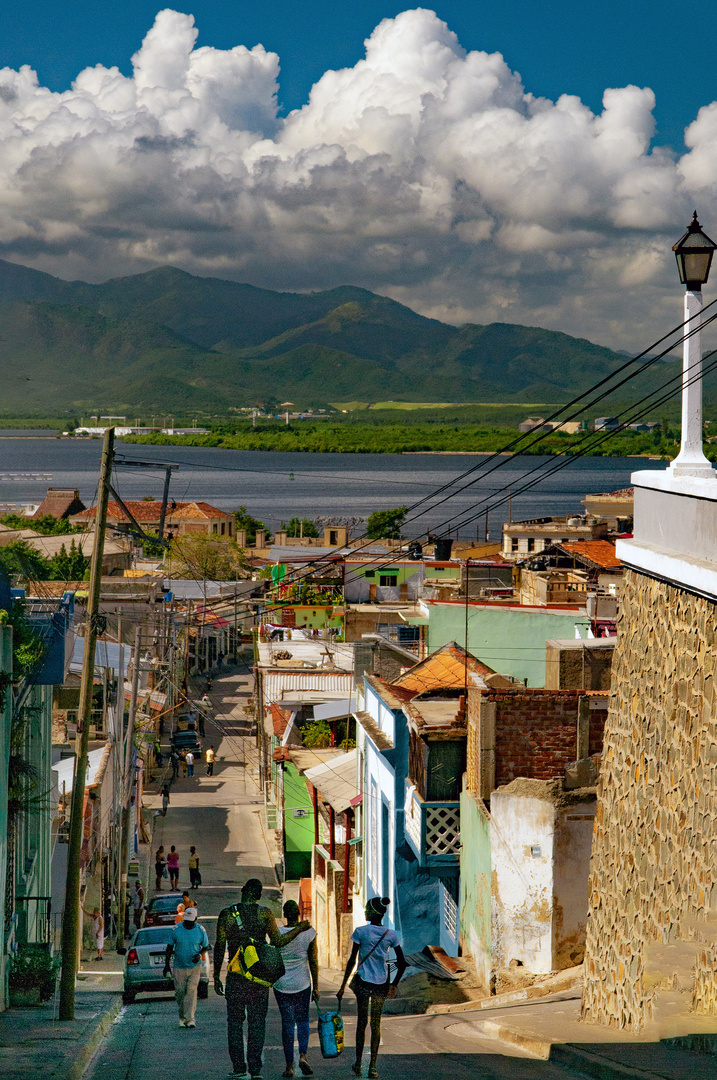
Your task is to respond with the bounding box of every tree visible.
[0,513,82,537]
[167,534,248,581]
[366,506,407,540]
[282,516,319,539]
[48,541,89,580]
[234,506,269,546]
[0,541,52,582]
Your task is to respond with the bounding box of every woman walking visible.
[337,897,406,1079]
[167,845,180,890]
[188,846,201,889]
[161,785,170,817]
[273,900,319,1078]
[155,846,167,890]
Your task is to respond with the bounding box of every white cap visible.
[183,907,198,922]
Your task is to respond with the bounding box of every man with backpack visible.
[213,879,312,1080]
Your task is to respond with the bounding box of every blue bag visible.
[316,1002,344,1058]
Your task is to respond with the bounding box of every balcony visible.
[404,782,460,867]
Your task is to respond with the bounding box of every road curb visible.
[548,1043,672,1080]
[68,995,123,1080]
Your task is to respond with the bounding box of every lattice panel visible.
[405,791,422,852]
[442,880,458,939]
[425,805,460,855]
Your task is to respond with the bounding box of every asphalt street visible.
[82,659,587,1080]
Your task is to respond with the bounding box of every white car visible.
[123,926,209,1004]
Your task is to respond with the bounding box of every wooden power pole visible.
[59,427,114,1020]
[115,623,141,955]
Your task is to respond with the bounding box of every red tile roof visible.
[75,500,231,522]
[558,540,622,569]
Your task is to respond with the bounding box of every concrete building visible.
[502,517,608,560]
[405,599,591,685]
[459,686,606,988]
[353,644,508,963]
[544,637,615,691]
[581,487,634,531]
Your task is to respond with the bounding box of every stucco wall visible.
[425,603,590,685]
[583,568,717,1028]
[491,782,596,974]
[459,791,492,987]
[283,762,314,880]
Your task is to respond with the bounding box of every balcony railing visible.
[404,783,460,866]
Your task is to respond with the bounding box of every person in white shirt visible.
[186,750,195,777]
[337,897,406,1080]
[273,901,319,1078]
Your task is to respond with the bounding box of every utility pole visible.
[59,426,114,1020]
[115,624,141,954]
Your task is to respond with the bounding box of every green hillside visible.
[0,258,681,414]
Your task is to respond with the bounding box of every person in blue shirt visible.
[337,897,406,1080]
[164,906,209,1027]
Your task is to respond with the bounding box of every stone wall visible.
[583,568,717,1029]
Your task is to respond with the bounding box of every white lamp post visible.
[669,212,717,477]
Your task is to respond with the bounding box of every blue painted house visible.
[354,642,502,956]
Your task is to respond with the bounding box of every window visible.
[380,575,398,587]
[212,523,218,534]
[527,538,535,552]
[511,538,519,552]
[221,522,225,535]
[364,570,375,578]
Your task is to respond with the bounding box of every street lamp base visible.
[668,458,715,478]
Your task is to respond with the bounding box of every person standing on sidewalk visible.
[161,786,171,817]
[214,879,312,1080]
[82,904,105,961]
[170,749,180,779]
[164,906,209,1028]
[132,881,145,930]
[188,846,201,889]
[337,897,407,1080]
[206,746,215,776]
[155,846,167,890]
[186,750,195,777]
[167,846,180,890]
[273,900,319,1078]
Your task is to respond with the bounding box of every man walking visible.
[164,906,209,1028]
[170,749,179,779]
[206,746,215,776]
[186,750,195,777]
[214,879,311,1080]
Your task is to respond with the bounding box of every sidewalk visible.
[0,992,121,1080]
[453,990,717,1079]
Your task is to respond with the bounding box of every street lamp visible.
[669,212,717,478]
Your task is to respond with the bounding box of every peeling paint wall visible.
[459,791,492,987]
[490,783,596,974]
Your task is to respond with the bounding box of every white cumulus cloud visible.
[0,6,715,349]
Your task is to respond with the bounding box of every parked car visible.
[123,926,209,1004]
[144,892,184,927]
[171,729,202,754]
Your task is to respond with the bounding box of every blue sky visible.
[1,3,716,350]
[0,1,709,151]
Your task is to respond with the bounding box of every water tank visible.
[434,537,453,560]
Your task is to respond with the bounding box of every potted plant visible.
[9,944,59,1006]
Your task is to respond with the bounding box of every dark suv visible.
[144,892,184,927]
[171,730,202,754]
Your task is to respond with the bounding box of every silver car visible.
[123,926,209,1004]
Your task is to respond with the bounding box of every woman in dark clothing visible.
[154,846,166,890]
[337,897,407,1079]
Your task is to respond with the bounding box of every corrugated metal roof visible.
[304,749,358,812]
[262,672,354,707]
[71,635,132,675]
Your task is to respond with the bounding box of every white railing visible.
[404,790,422,853]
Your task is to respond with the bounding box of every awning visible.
[304,749,358,813]
[52,746,107,796]
[313,697,357,722]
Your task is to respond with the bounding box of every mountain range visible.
[0,259,672,414]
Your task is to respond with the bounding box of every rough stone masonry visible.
[582,567,717,1029]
